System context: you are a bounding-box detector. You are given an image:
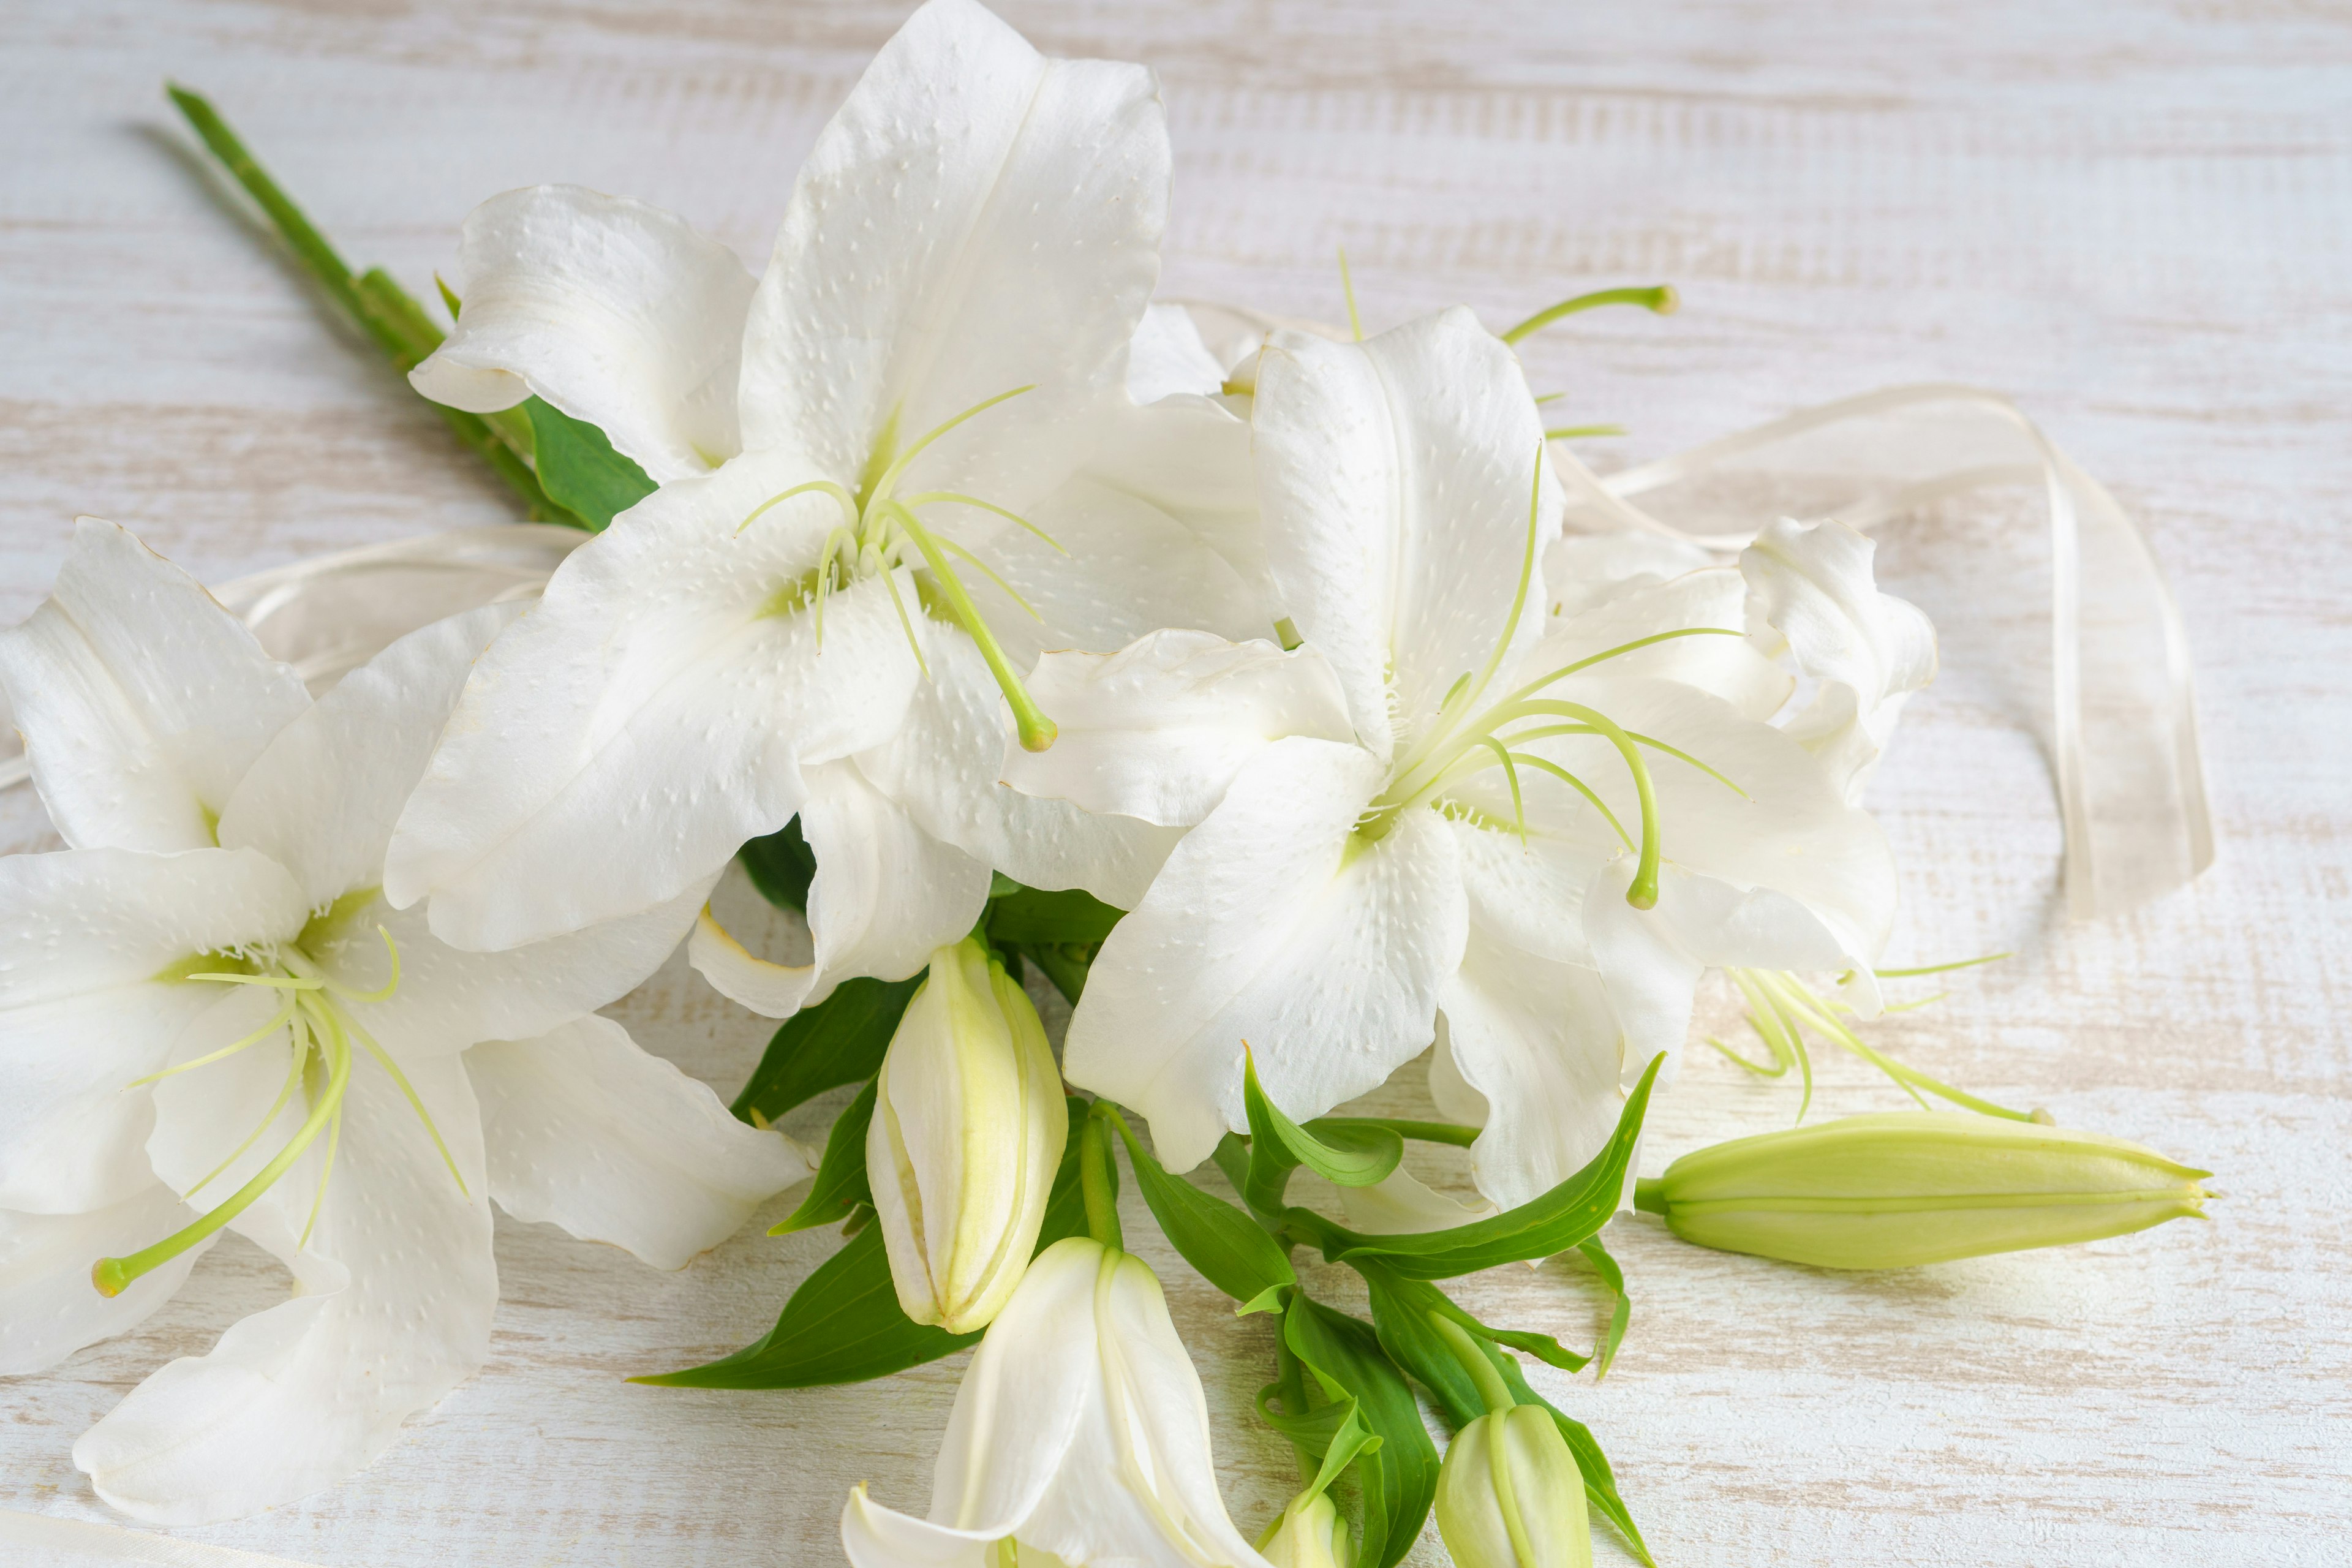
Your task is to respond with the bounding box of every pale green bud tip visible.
[1258,1492,1354,1568]
[1649,1111,2211,1270]
[1436,1406,1592,1568]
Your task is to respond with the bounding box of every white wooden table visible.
[3,2,2346,1564]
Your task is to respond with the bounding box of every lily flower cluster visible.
[1,0,2214,1555]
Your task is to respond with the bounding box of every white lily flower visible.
[386,0,1266,1022]
[841,1235,1275,1568]
[0,521,808,1523]
[1003,307,1907,1208]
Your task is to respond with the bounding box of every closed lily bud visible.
[1259,1491,1354,1568]
[1636,1111,2209,1269]
[869,937,1066,1333]
[1436,1404,1591,1568]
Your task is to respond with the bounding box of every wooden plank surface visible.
[2,2,2346,1564]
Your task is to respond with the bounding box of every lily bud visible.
[1436,1404,1591,1568]
[1258,1491,1354,1568]
[1637,1111,2209,1269]
[868,937,1066,1333]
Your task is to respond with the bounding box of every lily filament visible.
[93,926,466,1298]
[738,386,1063,752]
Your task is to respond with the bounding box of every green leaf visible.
[526,398,658,530]
[1254,1387,1384,1507]
[1243,1050,1403,1205]
[1321,1054,1661,1278]
[1576,1235,1630,1381]
[739,817,818,912]
[633,1218,976,1389]
[984,884,1125,945]
[1107,1109,1295,1305]
[1360,1270,1650,1568]
[1035,1096,1106,1253]
[1283,1295,1439,1568]
[768,1081,876,1236]
[1013,941,1092,1005]
[730,973,921,1127]
[1356,1260,1590,1378]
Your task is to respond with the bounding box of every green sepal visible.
[526,398,658,530]
[1281,1294,1439,1568]
[1575,1234,1631,1380]
[1106,1106,1295,1305]
[739,817,818,912]
[767,1080,876,1236]
[1360,1270,1651,1567]
[730,973,921,1128]
[641,1099,1095,1391]
[984,884,1124,945]
[1243,1050,1403,1207]
[1317,1054,1660,1278]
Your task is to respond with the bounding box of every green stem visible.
[1428,1311,1514,1416]
[1308,1117,1479,1148]
[164,83,576,526]
[1081,1107,1123,1251]
[1632,1177,1668,1216]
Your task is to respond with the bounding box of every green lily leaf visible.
[1281,1294,1439,1568]
[631,1218,974,1389]
[739,817,818,912]
[526,399,657,530]
[1320,1054,1660,1278]
[1361,1270,1651,1567]
[730,973,921,1128]
[1576,1234,1631,1380]
[984,884,1125,945]
[1242,1050,1404,1207]
[1355,1259,1591,1375]
[767,1080,876,1237]
[641,1099,1094,1391]
[1106,1107,1295,1305]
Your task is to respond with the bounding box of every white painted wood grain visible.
[1,2,2346,1564]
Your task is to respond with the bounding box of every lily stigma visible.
[94,911,462,1298]
[1351,443,1743,912]
[737,385,1064,753]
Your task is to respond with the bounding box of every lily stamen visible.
[733,386,1060,750]
[92,926,467,1299]
[1499,283,1678,346]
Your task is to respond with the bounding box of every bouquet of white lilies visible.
[1,1,2221,1560]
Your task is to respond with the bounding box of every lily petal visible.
[0,519,308,853]
[1004,631,1355,829]
[1446,815,1607,968]
[1741,516,1938,802]
[1544,531,1718,620]
[1126,301,1227,405]
[85,1050,494,1524]
[797,759,993,1003]
[409,185,756,483]
[739,0,1169,511]
[384,451,924,949]
[469,1014,810,1268]
[1064,737,1466,1173]
[1531,565,1792,721]
[0,1186,213,1375]
[858,624,1183,907]
[1439,933,1630,1212]
[0,846,308,1213]
[688,902,818,1020]
[1253,306,1561,758]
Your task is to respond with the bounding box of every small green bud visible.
[869,937,1067,1333]
[1257,1490,1354,1568]
[1637,1111,2209,1269]
[1435,1406,1590,1568]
